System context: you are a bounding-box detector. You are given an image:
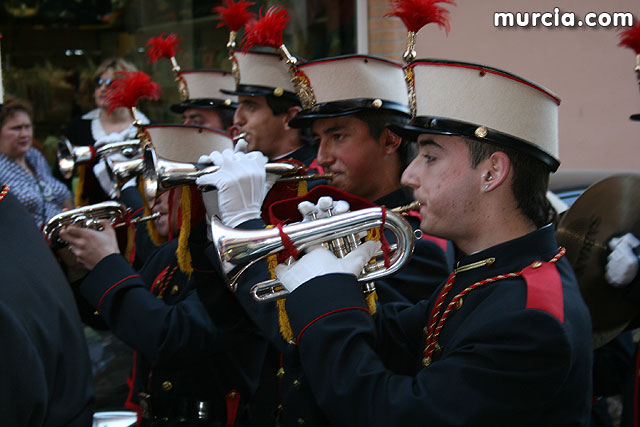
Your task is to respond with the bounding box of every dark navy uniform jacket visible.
[118,185,157,268]
[0,189,95,426]
[277,144,318,168]
[205,187,453,426]
[282,224,593,426]
[79,236,269,425]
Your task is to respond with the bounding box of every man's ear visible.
[381,128,403,154]
[283,105,302,129]
[479,151,511,192]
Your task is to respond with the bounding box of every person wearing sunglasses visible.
[59,57,151,206]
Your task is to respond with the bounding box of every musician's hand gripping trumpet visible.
[43,201,160,248]
[210,197,420,302]
[140,147,334,205]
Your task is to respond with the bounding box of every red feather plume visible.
[241,6,289,51]
[145,33,183,63]
[213,0,256,31]
[619,22,640,55]
[385,0,455,34]
[106,71,162,114]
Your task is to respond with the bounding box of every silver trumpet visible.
[141,146,305,205]
[210,205,416,302]
[57,137,142,180]
[43,201,160,248]
[104,154,146,197]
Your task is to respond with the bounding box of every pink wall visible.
[412,0,639,170]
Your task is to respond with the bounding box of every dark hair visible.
[217,108,235,130]
[0,96,33,128]
[265,94,301,116]
[463,138,553,227]
[353,110,416,171]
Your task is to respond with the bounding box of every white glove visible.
[92,158,118,199]
[274,240,381,293]
[196,142,249,236]
[234,138,248,154]
[195,149,276,228]
[298,197,350,222]
[606,232,640,287]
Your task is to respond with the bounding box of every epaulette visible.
[521,260,564,323]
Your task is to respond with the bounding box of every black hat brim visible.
[289,99,410,129]
[170,99,237,114]
[631,114,640,121]
[221,85,299,102]
[390,116,560,172]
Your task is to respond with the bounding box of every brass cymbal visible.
[556,173,640,348]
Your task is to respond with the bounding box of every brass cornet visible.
[57,137,142,179]
[140,146,306,205]
[43,201,160,248]
[210,206,416,302]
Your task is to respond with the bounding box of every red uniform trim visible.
[88,145,97,161]
[0,184,9,205]
[296,306,370,344]
[150,266,170,294]
[124,350,142,423]
[410,60,561,105]
[226,389,241,427]
[97,274,141,312]
[309,158,324,175]
[522,261,564,323]
[144,123,230,138]
[130,206,144,217]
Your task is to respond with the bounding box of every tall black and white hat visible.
[170,69,237,114]
[222,50,299,101]
[288,54,410,128]
[396,59,561,172]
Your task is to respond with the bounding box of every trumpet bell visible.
[57,137,95,180]
[43,201,128,248]
[57,137,142,181]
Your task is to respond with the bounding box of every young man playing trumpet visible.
[270,60,593,425]
[223,51,318,167]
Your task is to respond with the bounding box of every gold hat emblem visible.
[474,126,488,139]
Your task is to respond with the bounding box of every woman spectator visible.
[0,96,73,228]
[62,57,150,205]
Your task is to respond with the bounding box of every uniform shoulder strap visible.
[521,260,564,323]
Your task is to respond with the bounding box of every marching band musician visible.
[0,184,95,425]
[58,130,271,426]
[220,49,317,166]
[269,60,593,425]
[195,54,453,426]
[170,69,237,132]
[144,33,238,133]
